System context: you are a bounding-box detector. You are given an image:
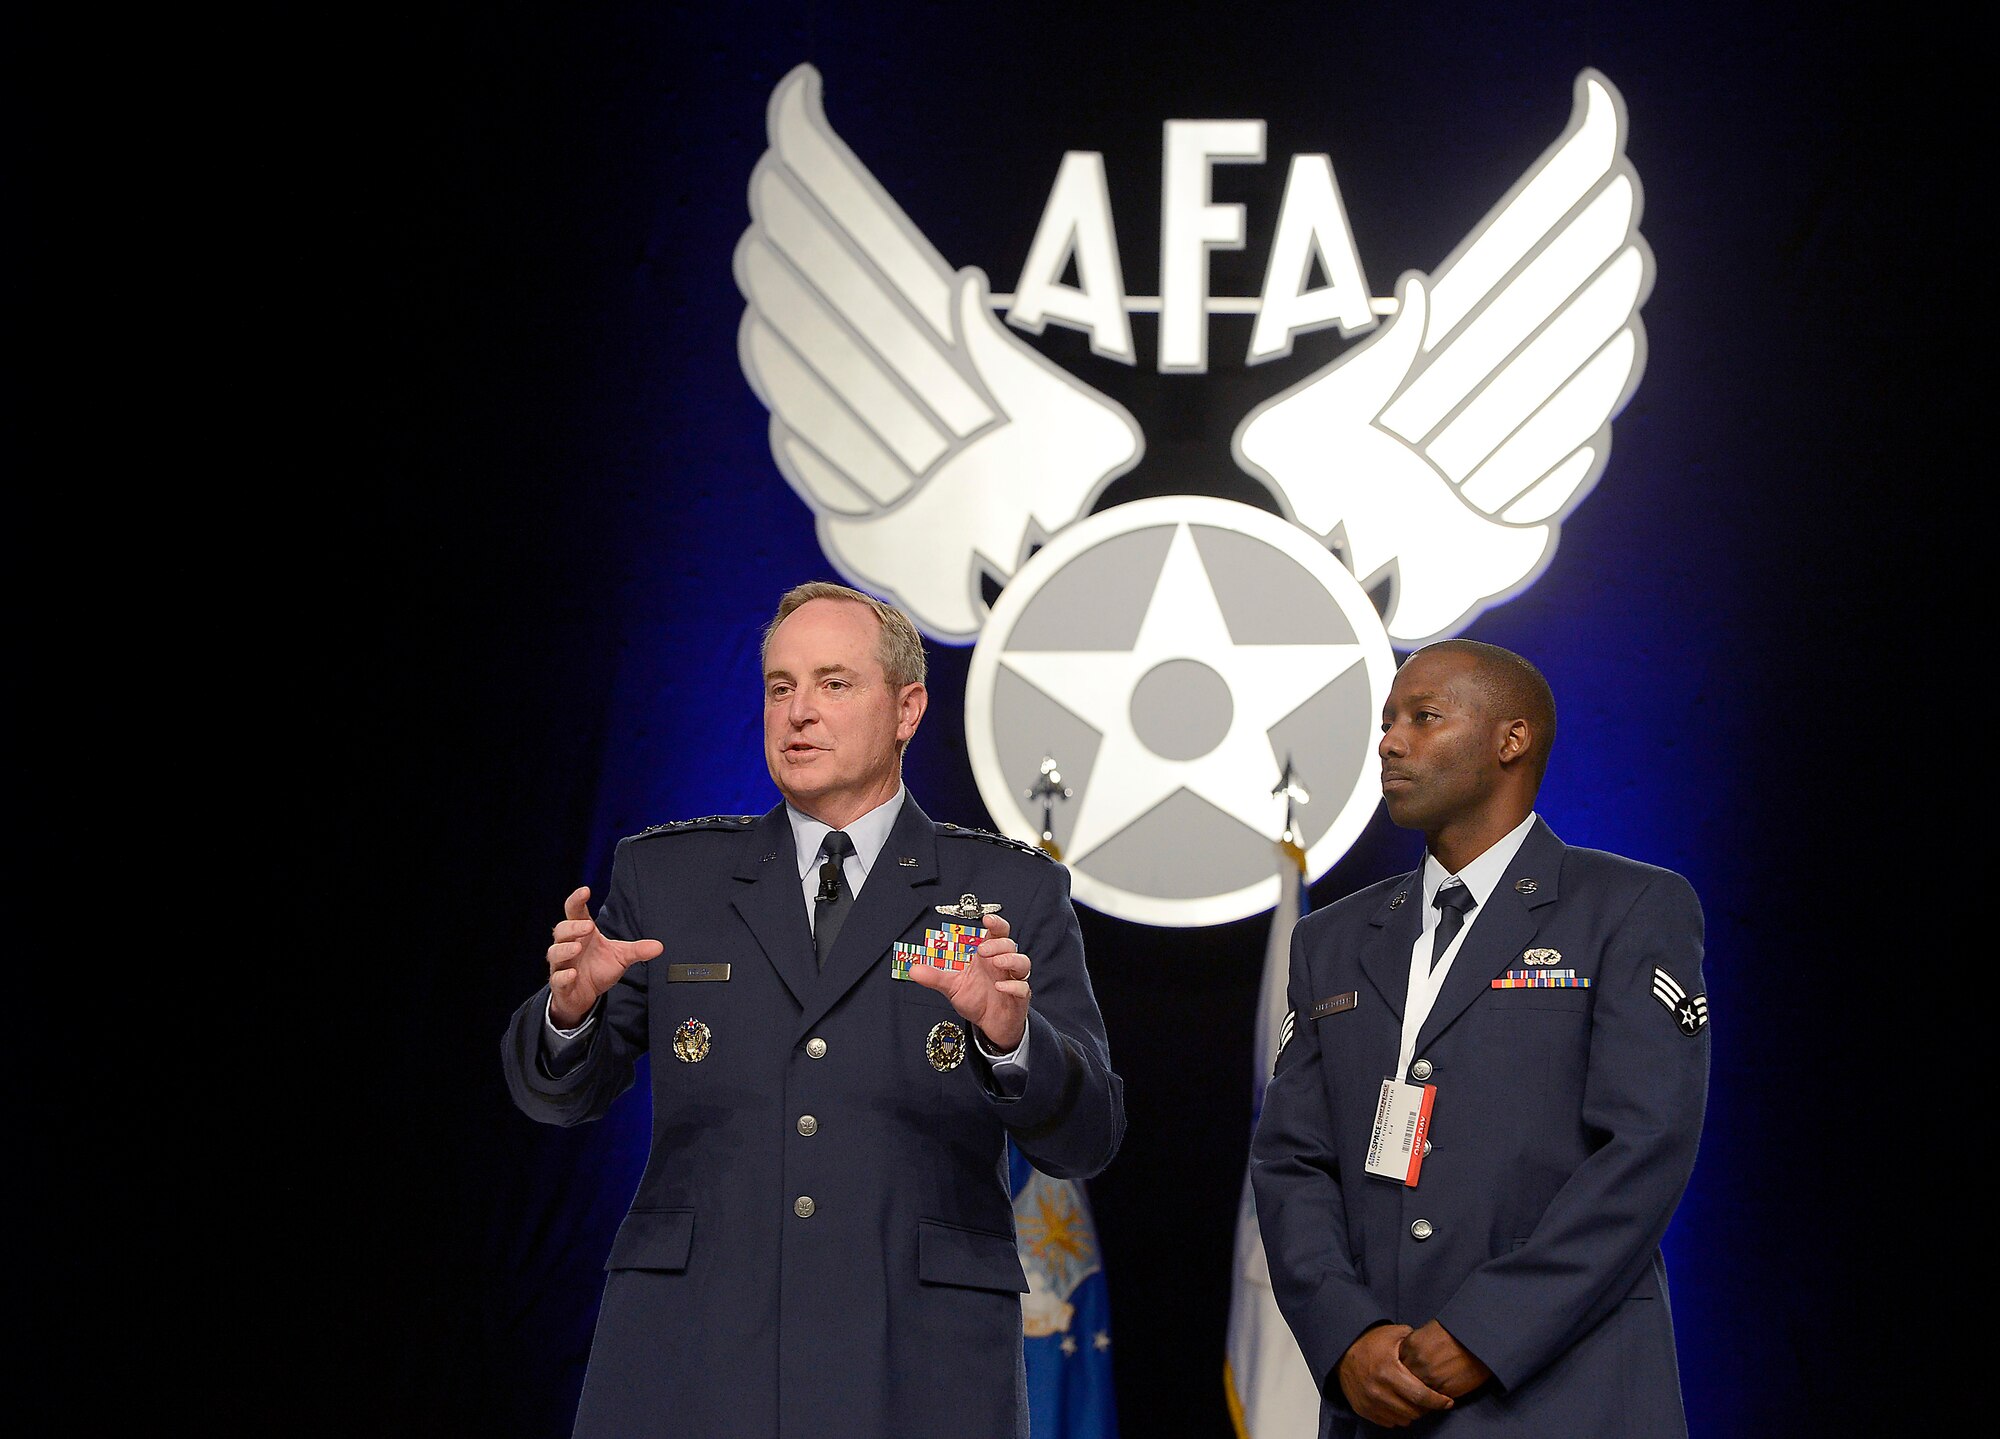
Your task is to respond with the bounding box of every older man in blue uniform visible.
[503,582,1124,1439]
[1252,640,1708,1436]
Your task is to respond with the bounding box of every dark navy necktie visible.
[814,831,855,968]
[1431,882,1477,969]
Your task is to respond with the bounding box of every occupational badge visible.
[925,1019,968,1072]
[1522,947,1561,966]
[936,892,1003,922]
[1651,967,1709,1035]
[672,1017,712,1063]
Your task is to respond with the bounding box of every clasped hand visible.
[1338,1320,1491,1428]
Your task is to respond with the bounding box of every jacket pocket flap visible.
[917,1219,1028,1293]
[605,1207,695,1272]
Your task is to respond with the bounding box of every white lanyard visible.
[1394,896,1475,1080]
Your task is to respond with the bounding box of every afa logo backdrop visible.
[313,1,1956,1435]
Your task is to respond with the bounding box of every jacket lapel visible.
[1411,818,1565,1059]
[728,806,818,1011]
[1359,870,1425,1022]
[796,796,941,1037]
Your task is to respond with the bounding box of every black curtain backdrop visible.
[135,2,1964,1433]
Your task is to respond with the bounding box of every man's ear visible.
[1496,718,1531,766]
[897,683,929,743]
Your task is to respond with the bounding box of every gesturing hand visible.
[546,886,663,1029]
[1399,1320,1493,1400]
[904,912,1031,1051]
[1336,1323,1454,1428]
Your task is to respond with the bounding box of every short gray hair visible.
[762,582,928,689]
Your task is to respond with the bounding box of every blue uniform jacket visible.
[503,797,1124,1439]
[1251,820,1707,1437]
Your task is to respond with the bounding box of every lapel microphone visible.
[816,857,842,903]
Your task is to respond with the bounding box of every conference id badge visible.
[1364,1077,1436,1186]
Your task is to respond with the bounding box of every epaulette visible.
[636,815,758,838]
[937,822,1056,861]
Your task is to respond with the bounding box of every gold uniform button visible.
[1410,1219,1434,1241]
[797,1115,818,1136]
[794,1196,816,1218]
[805,1037,827,1059]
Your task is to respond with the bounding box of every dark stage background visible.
[237,2,1956,1433]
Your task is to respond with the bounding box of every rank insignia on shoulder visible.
[892,924,977,979]
[926,1020,967,1072]
[640,815,756,836]
[939,824,1052,859]
[1651,967,1709,1035]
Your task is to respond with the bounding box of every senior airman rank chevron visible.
[1652,966,1709,1035]
[892,923,979,980]
[1491,969,1592,988]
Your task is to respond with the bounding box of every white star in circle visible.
[1001,523,1365,863]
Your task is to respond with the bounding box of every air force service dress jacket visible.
[1251,819,1708,1438]
[502,796,1124,1439]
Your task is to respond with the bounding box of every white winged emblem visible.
[1234,70,1654,643]
[737,67,1651,649]
[735,65,1143,641]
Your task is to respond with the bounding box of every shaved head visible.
[1407,640,1557,782]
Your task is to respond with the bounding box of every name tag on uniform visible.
[667,963,731,982]
[1365,1078,1435,1187]
[1309,991,1358,1019]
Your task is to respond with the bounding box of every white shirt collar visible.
[1422,810,1540,915]
[789,786,907,886]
